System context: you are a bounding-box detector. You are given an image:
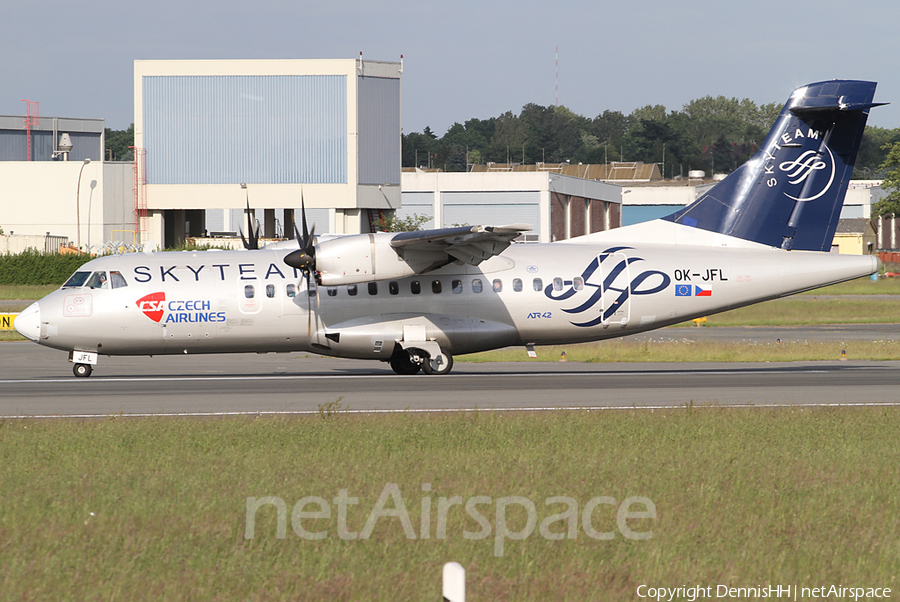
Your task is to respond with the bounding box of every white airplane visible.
[15,80,885,377]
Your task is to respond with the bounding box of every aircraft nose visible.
[14,302,41,342]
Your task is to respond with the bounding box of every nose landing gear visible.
[69,350,98,378]
[73,363,93,378]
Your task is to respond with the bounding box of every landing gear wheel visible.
[390,351,421,375]
[421,352,453,375]
[73,363,93,378]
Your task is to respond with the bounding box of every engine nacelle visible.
[314,232,424,286]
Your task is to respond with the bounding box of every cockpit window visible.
[63,271,91,288]
[110,271,128,289]
[85,271,109,289]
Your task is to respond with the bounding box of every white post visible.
[442,562,465,602]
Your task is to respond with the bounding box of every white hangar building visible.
[134,58,402,247]
[400,169,621,243]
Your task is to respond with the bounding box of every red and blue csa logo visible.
[137,292,166,322]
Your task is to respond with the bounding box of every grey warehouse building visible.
[133,58,402,248]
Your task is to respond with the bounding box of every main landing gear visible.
[389,346,454,376]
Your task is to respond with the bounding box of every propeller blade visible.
[284,192,316,273]
[240,196,260,250]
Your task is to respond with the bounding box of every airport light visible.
[76,158,91,252]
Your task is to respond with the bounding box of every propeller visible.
[283,195,319,336]
[284,197,316,279]
[239,194,261,250]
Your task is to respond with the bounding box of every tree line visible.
[403,98,900,179]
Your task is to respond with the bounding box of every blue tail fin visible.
[663,80,884,251]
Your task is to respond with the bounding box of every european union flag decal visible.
[675,284,692,297]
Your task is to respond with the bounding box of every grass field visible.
[0,284,58,300]
[1,409,897,601]
[461,338,900,363]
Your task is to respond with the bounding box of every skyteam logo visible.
[767,126,836,203]
[545,247,671,328]
[780,145,836,202]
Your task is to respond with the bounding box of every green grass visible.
[461,339,900,363]
[1,410,897,601]
[677,297,900,327]
[0,284,58,300]
[799,275,900,295]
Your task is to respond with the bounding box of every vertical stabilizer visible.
[664,80,883,251]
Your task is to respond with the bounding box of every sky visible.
[2,0,899,134]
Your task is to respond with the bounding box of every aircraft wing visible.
[390,224,532,269]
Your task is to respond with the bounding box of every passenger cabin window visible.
[533,278,543,292]
[452,279,463,294]
[492,279,503,292]
[368,282,378,295]
[411,281,421,294]
[286,284,297,298]
[513,278,523,292]
[432,280,442,294]
[110,271,128,289]
[266,284,276,298]
[389,281,399,295]
[86,271,109,289]
[472,279,483,293]
[573,277,584,291]
[244,285,255,299]
[347,285,358,296]
[553,277,563,292]
[326,287,337,297]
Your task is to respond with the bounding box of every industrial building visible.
[0,106,135,251]
[401,169,621,242]
[134,58,402,247]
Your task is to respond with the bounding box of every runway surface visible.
[2,341,899,417]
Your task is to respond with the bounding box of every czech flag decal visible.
[694,286,712,297]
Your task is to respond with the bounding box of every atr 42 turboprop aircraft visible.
[15,80,886,377]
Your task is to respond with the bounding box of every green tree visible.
[104,124,134,161]
[373,212,432,232]
[871,140,900,218]
[856,126,900,178]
